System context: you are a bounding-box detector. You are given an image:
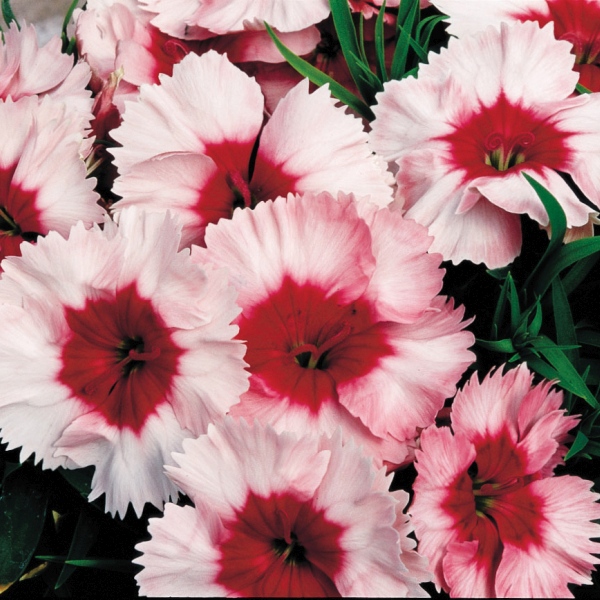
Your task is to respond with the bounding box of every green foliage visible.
[61,0,81,55]
[266,0,446,119]
[478,173,600,461]
[0,465,47,591]
[1,0,19,30]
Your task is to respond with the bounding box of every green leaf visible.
[61,0,80,54]
[264,23,375,121]
[55,511,99,590]
[57,465,94,498]
[561,254,599,296]
[329,0,378,103]
[576,82,592,94]
[521,173,567,296]
[373,0,388,82]
[527,300,544,339]
[1,0,18,29]
[36,556,136,574]
[551,278,578,364]
[490,274,510,339]
[0,468,48,590]
[390,0,420,79]
[578,328,600,349]
[476,338,516,353]
[506,273,521,332]
[529,335,599,408]
[533,236,600,299]
[565,430,590,460]
[416,14,448,54]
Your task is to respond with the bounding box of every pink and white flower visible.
[192,191,474,468]
[370,20,600,268]
[134,419,431,597]
[140,0,330,39]
[0,208,248,517]
[432,0,600,92]
[0,95,102,262]
[0,22,93,122]
[110,51,394,248]
[411,364,600,597]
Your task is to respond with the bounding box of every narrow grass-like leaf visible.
[0,469,47,590]
[562,254,599,296]
[61,0,80,54]
[576,82,592,94]
[1,0,19,29]
[578,329,600,349]
[551,278,578,363]
[391,0,419,79]
[525,354,561,381]
[417,14,449,54]
[265,24,375,120]
[373,0,388,82]
[55,511,99,590]
[522,173,567,295]
[57,465,93,498]
[329,0,378,103]
[529,335,599,408]
[565,430,590,460]
[36,556,136,573]
[527,301,543,338]
[533,236,600,299]
[507,273,520,332]
[490,275,510,338]
[476,338,516,353]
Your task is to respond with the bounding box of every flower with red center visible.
[0,95,102,263]
[370,20,600,268]
[192,191,474,468]
[411,364,600,597]
[134,419,431,597]
[0,208,248,516]
[110,50,394,248]
[433,0,600,91]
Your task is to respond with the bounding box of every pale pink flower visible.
[75,0,320,129]
[0,95,102,262]
[433,0,600,92]
[141,0,330,38]
[0,208,248,517]
[0,22,92,122]
[370,20,600,268]
[192,191,474,468]
[110,51,394,248]
[134,419,431,597]
[411,364,600,597]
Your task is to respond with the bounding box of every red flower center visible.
[217,491,344,597]
[444,429,546,552]
[237,275,392,412]
[59,283,184,432]
[440,93,572,181]
[0,164,42,260]
[519,0,600,65]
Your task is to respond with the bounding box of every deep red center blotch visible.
[440,93,572,182]
[237,275,392,412]
[59,283,184,432]
[217,490,344,597]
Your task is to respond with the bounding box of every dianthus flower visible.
[432,0,600,92]
[0,22,92,121]
[192,191,474,468]
[110,51,394,247]
[370,20,600,268]
[140,0,330,39]
[135,419,432,597]
[411,364,600,597]
[0,208,248,516]
[0,95,102,262]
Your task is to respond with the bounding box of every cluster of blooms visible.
[0,0,599,597]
